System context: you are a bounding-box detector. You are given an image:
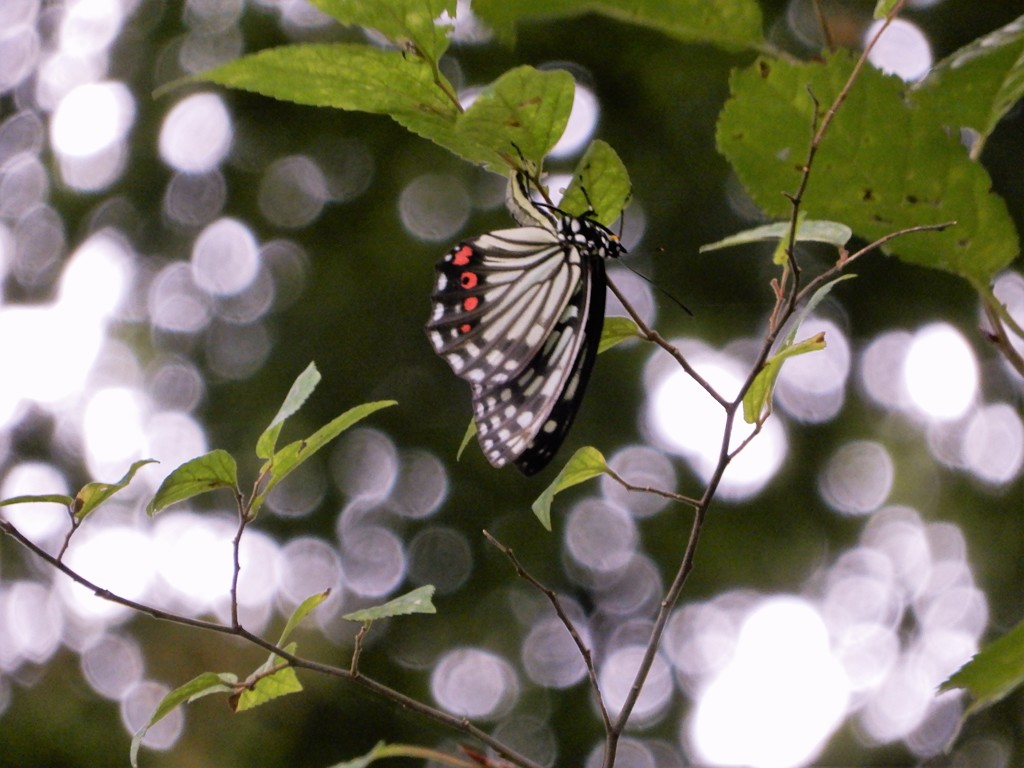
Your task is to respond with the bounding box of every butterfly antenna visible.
[620,260,693,316]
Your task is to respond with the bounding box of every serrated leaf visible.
[531,446,608,530]
[455,66,575,173]
[252,400,397,516]
[146,450,238,516]
[941,617,1024,716]
[717,52,1019,284]
[310,0,457,61]
[343,585,436,622]
[0,494,74,509]
[914,15,1024,145]
[700,219,853,253]
[73,459,158,521]
[472,0,764,51]
[457,418,477,461]
[278,590,331,647]
[197,44,482,164]
[743,332,826,423]
[559,140,632,224]
[257,362,321,460]
[130,672,238,767]
[598,316,641,354]
[233,642,303,712]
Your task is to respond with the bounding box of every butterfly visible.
[426,172,626,475]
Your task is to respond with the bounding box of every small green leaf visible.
[457,418,477,461]
[146,450,239,516]
[278,590,331,647]
[743,332,826,423]
[130,672,238,767]
[700,219,854,253]
[873,0,900,19]
[233,642,303,712]
[74,459,158,521]
[559,140,632,224]
[310,0,457,61]
[941,617,1024,716]
[343,585,436,622]
[0,494,74,509]
[531,446,608,530]
[257,362,321,459]
[252,400,397,516]
[455,66,575,172]
[599,316,641,354]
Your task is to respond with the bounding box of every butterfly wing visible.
[426,227,583,389]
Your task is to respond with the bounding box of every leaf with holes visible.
[717,51,1018,284]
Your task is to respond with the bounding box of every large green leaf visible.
[197,44,483,163]
[717,52,1018,285]
[310,0,457,61]
[455,66,575,172]
[473,0,764,51]
[914,15,1024,144]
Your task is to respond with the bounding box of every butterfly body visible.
[426,174,625,475]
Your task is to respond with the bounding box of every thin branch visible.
[0,517,545,768]
[482,530,612,734]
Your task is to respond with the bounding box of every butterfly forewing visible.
[426,227,582,387]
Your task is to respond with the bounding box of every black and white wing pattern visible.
[426,175,625,475]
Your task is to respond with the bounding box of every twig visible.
[482,530,612,734]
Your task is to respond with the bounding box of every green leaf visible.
[146,450,238,516]
[252,400,397,516]
[472,0,764,51]
[278,590,331,647]
[559,140,632,224]
[130,672,238,767]
[743,332,826,423]
[198,44,474,163]
[873,0,900,19]
[914,15,1024,145]
[0,494,74,509]
[941,617,1024,717]
[742,274,855,423]
[531,446,608,530]
[310,0,457,61]
[257,362,321,460]
[233,642,303,712]
[598,316,641,354]
[717,52,1019,285]
[72,459,158,521]
[457,418,477,461]
[700,219,854,253]
[343,585,436,622]
[455,66,575,172]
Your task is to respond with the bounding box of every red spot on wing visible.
[452,245,473,266]
[463,296,479,311]
[460,272,478,288]
[459,323,472,334]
